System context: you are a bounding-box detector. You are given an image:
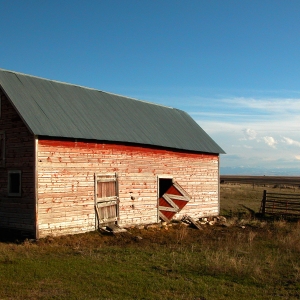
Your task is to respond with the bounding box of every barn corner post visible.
[34,136,39,239]
[156,175,160,223]
[218,154,221,216]
[262,190,267,217]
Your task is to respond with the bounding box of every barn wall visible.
[0,93,36,235]
[37,139,219,237]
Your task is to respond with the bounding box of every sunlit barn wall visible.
[37,139,220,237]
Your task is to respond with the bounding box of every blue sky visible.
[1,1,300,175]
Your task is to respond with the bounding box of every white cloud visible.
[196,120,243,133]
[263,136,277,148]
[200,118,299,137]
[242,128,257,140]
[223,97,300,114]
[183,94,300,173]
[282,137,300,147]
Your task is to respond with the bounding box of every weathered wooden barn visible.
[0,69,224,238]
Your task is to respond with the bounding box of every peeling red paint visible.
[38,139,217,160]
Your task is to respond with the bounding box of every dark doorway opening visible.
[158,178,173,198]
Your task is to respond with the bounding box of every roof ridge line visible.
[0,68,174,110]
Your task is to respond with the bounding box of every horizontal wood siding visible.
[37,139,219,237]
[0,93,35,234]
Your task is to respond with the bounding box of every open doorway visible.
[158,178,173,198]
[158,176,191,222]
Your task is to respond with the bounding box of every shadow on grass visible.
[0,228,31,243]
[239,205,256,218]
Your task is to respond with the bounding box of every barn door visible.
[159,181,191,222]
[95,173,118,226]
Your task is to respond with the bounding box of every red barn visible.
[0,69,224,238]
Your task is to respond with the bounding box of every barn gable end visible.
[0,92,36,235]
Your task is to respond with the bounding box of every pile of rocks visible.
[121,215,229,233]
[198,216,227,226]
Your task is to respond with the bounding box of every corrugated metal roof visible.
[0,69,225,154]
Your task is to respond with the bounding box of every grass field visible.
[0,183,299,299]
[220,181,300,218]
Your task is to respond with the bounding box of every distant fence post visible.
[262,190,267,216]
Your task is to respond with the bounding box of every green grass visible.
[0,184,300,299]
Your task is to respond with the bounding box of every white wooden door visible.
[95,174,118,226]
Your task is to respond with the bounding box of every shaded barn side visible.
[0,93,36,234]
[37,139,219,237]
